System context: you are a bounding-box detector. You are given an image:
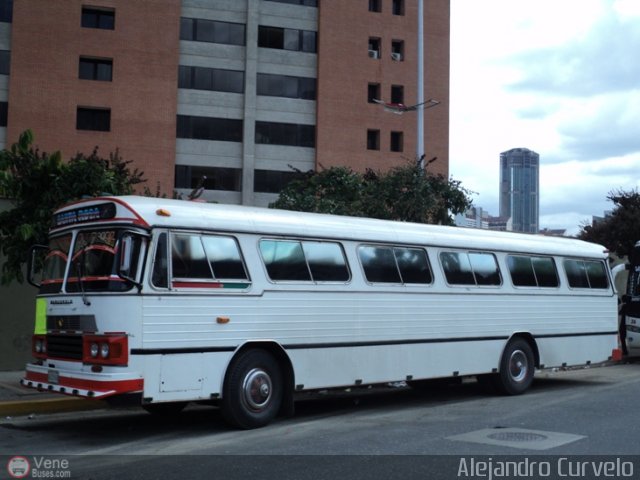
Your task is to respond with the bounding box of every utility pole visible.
[417,0,425,171]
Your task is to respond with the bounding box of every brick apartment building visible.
[0,0,450,206]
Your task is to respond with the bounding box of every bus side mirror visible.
[119,235,134,276]
[116,232,146,291]
[27,245,48,288]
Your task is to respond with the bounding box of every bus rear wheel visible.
[221,349,283,429]
[495,338,535,395]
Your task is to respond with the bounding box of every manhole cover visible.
[487,432,548,442]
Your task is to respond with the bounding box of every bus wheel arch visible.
[495,334,538,395]
[221,342,294,429]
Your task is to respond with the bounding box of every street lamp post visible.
[417,0,424,170]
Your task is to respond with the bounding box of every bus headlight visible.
[82,334,128,366]
[32,335,47,358]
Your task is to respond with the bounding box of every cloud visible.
[559,100,640,160]
[449,0,640,233]
[507,12,640,97]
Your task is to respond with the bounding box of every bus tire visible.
[221,349,283,429]
[496,338,535,395]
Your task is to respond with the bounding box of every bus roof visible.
[53,195,607,259]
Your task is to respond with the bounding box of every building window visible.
[180,18,246,46]
[0,101,7,127]
[257,73,316,100]
[0,50,10,75]
[368,38,381,59]
[367,83,381,103]
[391,40,404,61]
[0,0,13,23]
[258,26,317,53]
[81,7,115,29]
[255,121,315,148]
[390,131,403,152]
[369,0,381,12]
[367,129,380,150]
[178,66,244,94]
[175,165,242,192]
[254,169,304,194]
[265,0,317,6]
[392,0,404,15]
[79,57,113,81]
[76,107,111,132]
[391,85,404,104]
[176,115,243,142]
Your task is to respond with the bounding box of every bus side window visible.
[440,252,475,285]
[564,259,609,289]
[202,235,249,280]
[359,246,402,284]
[302,241,350,282]
[394,247,432,284]
[152,233,169,288]
[531,256,559,287]
[584,261,609,289]
[171,234,213,279]
[260,240,311,281]
[469,253,501,286]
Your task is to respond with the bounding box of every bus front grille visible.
[46,334,83,360]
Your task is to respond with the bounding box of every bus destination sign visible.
[53,202,117,227]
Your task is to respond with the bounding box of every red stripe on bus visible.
[25,371,143,395]
[171,281,224,289]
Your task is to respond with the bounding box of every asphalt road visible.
[2,362,640,479]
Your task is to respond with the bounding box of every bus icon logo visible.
[7,456,30,478]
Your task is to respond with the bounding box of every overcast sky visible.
[448,0,640,234]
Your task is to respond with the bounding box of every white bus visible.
[22,196,618,428]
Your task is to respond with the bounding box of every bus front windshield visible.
[40,229,142,294]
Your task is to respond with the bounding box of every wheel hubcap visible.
[509,349,528,383]
[242,368,272,411]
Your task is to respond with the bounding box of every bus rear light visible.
[32,335,47,359]
[82,334,128,365]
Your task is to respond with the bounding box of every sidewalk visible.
[0,370,105,417]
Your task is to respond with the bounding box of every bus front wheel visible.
[221,349,283,429]
[496,338,535,395]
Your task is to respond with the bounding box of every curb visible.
[0,397,106,417]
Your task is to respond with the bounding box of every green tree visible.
[578,189,640,258]
[0,130,145,284]
[271,162,473,225]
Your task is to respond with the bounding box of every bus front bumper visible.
[22,363,143,399]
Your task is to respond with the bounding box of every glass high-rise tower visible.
[499,148,539,233]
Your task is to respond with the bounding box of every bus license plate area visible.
[48,369,59,385]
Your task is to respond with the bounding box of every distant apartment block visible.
[0,0,450,206]
[499,148,540,234]
[454,206,511,231]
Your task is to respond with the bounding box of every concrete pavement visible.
[0,370,105,417]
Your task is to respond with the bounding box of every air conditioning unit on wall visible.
[368,49,380,59]
[391,52,402,61]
